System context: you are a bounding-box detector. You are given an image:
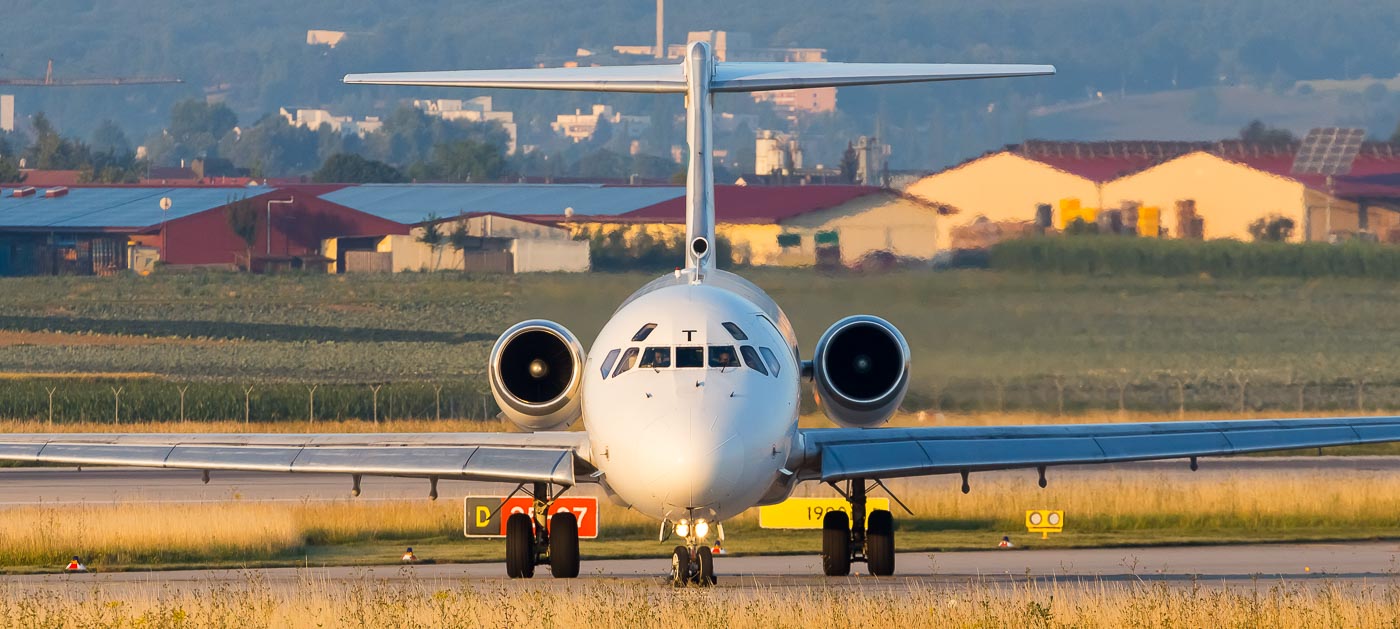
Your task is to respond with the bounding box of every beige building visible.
[0,95,12,133]
[905,150,1102,250]
[306,30,347,48]
[751,87,837,114]
[1103,151,1400,241]
[569,187,945,267]
[757,192,945,266]
[324,214,589,273]
[909,140,1400,247]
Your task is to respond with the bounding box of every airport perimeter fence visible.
[0,379,499,425]
[909,373,1400,416]
[1,373,1399,424]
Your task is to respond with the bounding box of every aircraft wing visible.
[0,432,593,486]
[795,416,1400,482]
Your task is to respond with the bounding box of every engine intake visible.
[812,315,910,428]
[489,320,585,431]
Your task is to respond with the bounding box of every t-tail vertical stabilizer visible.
[345,47,1055,275]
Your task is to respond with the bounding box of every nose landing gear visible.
[821,479,896,576]
[504,482,581,579]
[668,514,719,587]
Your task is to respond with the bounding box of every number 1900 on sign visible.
[758,497,892,529]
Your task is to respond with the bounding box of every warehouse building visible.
[313,184,679,273]
[592,185,946,266]
[324,213,588,273]
[316,183,946,270]
[1103,142,1400,242]
[0,180,973,276]
[904,141,1196,248]
[907,140,1400,246]
[0,184,406,275]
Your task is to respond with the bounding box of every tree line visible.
[0,99,686,183]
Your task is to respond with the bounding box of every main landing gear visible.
[505,482,580,579]
[822,479,895,576]
[668,514,720,587]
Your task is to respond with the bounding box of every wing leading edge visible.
[0,432,594,486]
[796,416,1400,482]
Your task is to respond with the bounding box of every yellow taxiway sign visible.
[759,497,892,529]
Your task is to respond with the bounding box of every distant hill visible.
[4,0,1399,169]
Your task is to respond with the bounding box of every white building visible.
[413,97,518,154]
[552,105,651,143]
[279,108,381,138]
[755,131,803,175]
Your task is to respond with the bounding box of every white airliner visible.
[5,42,1400,585]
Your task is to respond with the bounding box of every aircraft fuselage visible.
[583,270,802,522]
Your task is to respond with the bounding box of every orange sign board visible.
[464,496,600,539]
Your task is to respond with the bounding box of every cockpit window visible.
[721,322,748,341]
[759,347,781,376]
[600,349,620,378]
[639,346,671,369]
[709,346,739,370]
[740,346,768,376]
[676,346,704,368]
[611,348,639,377]
[631,323,657,342]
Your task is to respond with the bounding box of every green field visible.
[4,269,1400,420]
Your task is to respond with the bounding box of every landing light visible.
[694,520,710,539]
[676,520,690,537]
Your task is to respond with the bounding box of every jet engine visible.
[811,315,911,428]
[488,320,585,431]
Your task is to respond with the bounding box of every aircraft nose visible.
[633,396,746,514]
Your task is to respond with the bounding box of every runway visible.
[2,459,1399,592]
[3,542,1399,593]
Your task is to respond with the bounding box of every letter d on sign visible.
[464,497,507,537]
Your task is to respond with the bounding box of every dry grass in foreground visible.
[0,501,460,567]
[2,577,1399,628]
[8,468,1400,569]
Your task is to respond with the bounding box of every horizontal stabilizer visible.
[344,62,1054,94]
[711,62,1056,92]
[344,65,686,93]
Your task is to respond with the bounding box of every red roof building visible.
[614,185,882,223]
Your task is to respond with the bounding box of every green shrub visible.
[990,236,1400,279]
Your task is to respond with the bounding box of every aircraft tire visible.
[821,510,851,576]
[506,513,535,579]
[671,545,691,587]
[695,545,715,586]
[549,511,581,578]
[866,510,895,576]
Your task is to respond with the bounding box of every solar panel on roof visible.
[1292,128,1366,176]
[0,187,265,228]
